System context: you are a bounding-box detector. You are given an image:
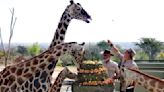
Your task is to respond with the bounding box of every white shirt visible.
[118,53,138,69]
[102,60,120,78]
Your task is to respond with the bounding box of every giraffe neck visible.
[49,67,76,92]
[49,70,67,92]
[127,68,164,92]
[49,11,72,48]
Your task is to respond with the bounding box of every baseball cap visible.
[126,48,136,57]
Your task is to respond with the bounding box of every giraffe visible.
[0,42,85,92]
[48,67,77,92]
[48,0,91,69]
[19,0,90,91]
[120,67,164,92]
[49,0,91,49]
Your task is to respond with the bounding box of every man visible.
[107,40,138,92]
[102,49,120,92]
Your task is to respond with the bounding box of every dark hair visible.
[126,49,136,60]
[128,52,133,60]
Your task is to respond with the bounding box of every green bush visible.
[27,43,41,56]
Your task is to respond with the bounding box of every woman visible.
[107,40,138,92]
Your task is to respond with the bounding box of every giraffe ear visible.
[70,0,74,4]
[79,42,85,46]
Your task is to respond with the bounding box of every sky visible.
[0,0,164,44]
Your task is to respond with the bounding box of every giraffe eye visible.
[77,3,81,6]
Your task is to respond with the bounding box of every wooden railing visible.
[136,62,164,79]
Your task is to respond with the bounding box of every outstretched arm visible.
[107,40,120,54]
[107,40,123,60]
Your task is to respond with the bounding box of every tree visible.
[59,54,74,66]
[27,43,41,56]
[84,43,101,61]
[0,8,17,67]
[135,38,163,60]
[97,40,109,50]
[156,52,164,60]
[16,45,28,55]
[0,50,5,59]
[135,50,149,60]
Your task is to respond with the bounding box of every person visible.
[107,40,138,92]
[101,49,120,92]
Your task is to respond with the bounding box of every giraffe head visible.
[58,42,85,68]
[67,42,85,68]
[66,0,91,23]
[120,66,138,91]
[63,67,78,81]
[63,67,77,79]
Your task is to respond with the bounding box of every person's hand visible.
[107,40,113,47]
[103,78,113,84]
[112,75,118,79]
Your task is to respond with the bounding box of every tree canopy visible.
[27,43,41,56]
[136,38,163,60]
